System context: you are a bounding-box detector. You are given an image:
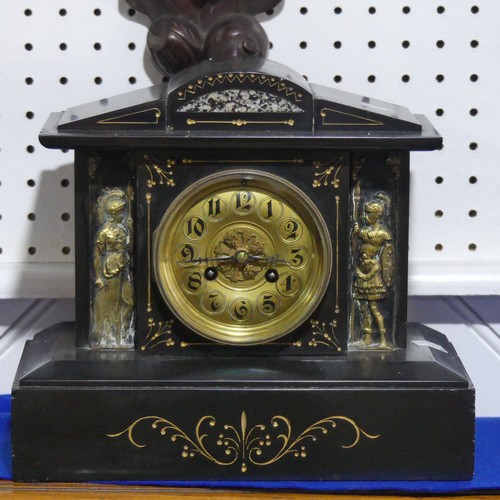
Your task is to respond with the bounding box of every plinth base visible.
[12,323,474,482]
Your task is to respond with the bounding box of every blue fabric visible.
[1,393,498,492]
[0,395,11,481]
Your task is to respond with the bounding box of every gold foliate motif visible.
[91,187,134,349]
[312,158,343,189]
[141,318,175,351]
[309,320,342,351]
[108,411,379,472]
[214,230,265,283]
[144,156,175,188]
[351,192,395,350]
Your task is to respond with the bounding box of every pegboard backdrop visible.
[0,0,499,298]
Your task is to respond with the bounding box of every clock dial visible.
[153,170,333,345]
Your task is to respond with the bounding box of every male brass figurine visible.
[352,194,394,349]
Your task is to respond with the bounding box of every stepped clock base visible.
[12,322,474,482]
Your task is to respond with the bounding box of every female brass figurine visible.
[352,194,394,349]
[91,188,134,348]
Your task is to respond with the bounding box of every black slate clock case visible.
[11,59,475,481]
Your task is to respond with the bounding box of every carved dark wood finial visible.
[126,0,282,78]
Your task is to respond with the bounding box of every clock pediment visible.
[166,59,313,130]
[52,59,424,136]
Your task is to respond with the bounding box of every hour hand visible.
[184,256,234,264]
[248,255,288,266]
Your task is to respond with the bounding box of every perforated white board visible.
[1,0,499,298]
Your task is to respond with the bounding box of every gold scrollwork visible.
[141,318,175,350]
[309,320,342,351]
[144,156,176,188]
[108,411,379,472]
[312,158,343,189]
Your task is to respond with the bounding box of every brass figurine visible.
[91,188,135,349]
[352,193,394,349]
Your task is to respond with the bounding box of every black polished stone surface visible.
[12,322,474,481]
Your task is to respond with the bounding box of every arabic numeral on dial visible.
[279,219,303,242]
[188,272,202,290]
[183,271,205,294]
[208,197,221,217]
[184,217,206,239]
[232,191,254,213]
[201,291,225,315]
[175,243,199,267]
[258,197,283,222]
[203,196,227,220]
[265,200,273,218]
[230,298,254,322]
[182,245,195,260]
[257,292,280,316]
[277,273,301,297]
[286,246,309,269]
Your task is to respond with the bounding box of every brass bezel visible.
[153,169,332,345]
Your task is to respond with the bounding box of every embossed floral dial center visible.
[215,229,265,283]
[235,250,249,264]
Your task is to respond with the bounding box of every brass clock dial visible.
[153,170,332,345]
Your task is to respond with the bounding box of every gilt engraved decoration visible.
[144,156,176,188]
[312,158,343,189]
[108,411,379,472]
[176,74,304,103]
[309,320,342,352]
[141,319,175,351]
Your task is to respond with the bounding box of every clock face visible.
[153,169,332,345]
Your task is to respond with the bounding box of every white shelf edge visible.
[0,263,74,299]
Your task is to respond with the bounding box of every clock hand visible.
[185,254,289,266]
[184,256,235,264]
[247,255,289,265]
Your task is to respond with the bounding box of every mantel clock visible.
[12,0,475,482]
